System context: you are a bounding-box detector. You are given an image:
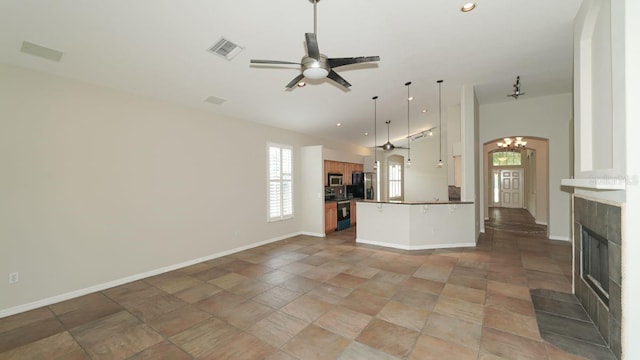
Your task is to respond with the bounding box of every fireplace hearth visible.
[573,196,622,359]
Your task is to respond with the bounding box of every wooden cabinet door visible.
[350,201,357,225]
[325,202,337,233]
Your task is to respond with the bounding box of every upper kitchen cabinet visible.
[324,160,364,186]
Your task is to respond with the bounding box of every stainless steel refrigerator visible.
[364,172,377,200]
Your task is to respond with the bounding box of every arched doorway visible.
[483,137,549,234]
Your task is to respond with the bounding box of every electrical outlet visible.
[9,272,19,284]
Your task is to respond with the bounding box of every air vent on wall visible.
[207,38,244,61]
[20,41,63,62]
[204,95,226,105]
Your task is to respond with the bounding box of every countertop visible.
[357,199,474,205]
[324,197,362,203]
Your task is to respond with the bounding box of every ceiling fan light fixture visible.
[303,66,329,80]
[297,81,306,87]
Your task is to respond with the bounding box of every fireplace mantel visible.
[561,178,626,190]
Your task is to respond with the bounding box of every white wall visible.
[300,146,325,237]
[0,63,366,315]
[460,85,481,238]
[573,0,640,357]
[403,134,448,202]
[479,94,572,240]
[447,105,462,185]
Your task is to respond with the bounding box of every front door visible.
[500,169,523,208]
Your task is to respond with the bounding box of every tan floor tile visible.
[485,293,535,317]
[413,262,454,283]
[200,332,277,359]
[176,262,211,276]
[410,334,478,360]
[338,341,399,360]
[314,306,372,339]
[266,350,298,360]
[279,274,323,293]
[253,286,303,309]
[545,343,590,360]
[0,316,64,353]
[169,318,239,358]
[306,284,353,304]
[192,266,230,282]
[344,265,380,279]
[403,276,445,295]
[146,305,211,337]
[235,264,277,278]
[218,300,274,329]
[103,281,166,307]
[0,307,55,334]
[422,312,482,351]
[433,296,484,324]
[448,273,488,290]
[248,311,309,347]
[282,295,333,322]
[127,340,191,360]
[257,269,297,286]
[357,279,401,298]
[356,318,420,358]
[208,272,250,290]
[487,280,531,301]
[196,290,246,318]
[173,283,222,304]
[483,307,540,340]
[326,273,369,289]
[441,283,486,304]
[300,266,341,282]
[125,293,187,322]
[227,278,274,298]
[377,300,429,332]
[282,324,350,360]
[145,272,203,294]
[71,311,163,360]
[49,292,123,329]
[0,331,87,360]
[391,287,439,311]
[279,261,316,275]
[371,270,411,285]
[339,289,389,316]
[480,327,547,360]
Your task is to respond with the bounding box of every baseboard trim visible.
[0,231,309,319]
[536,221,548,226]
[548,235,571,242]
[356,238,476,251]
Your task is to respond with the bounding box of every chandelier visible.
[497,137,527,152]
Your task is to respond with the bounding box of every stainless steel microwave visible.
[328,173,343,186]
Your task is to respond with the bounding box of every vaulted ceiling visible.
[0,0,582,147]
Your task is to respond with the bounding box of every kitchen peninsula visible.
[356,200,476,250]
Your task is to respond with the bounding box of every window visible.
[388,157,403,199]
[267,143,293,221]
[492,151,522,166]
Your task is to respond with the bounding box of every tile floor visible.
[0,209,595,359]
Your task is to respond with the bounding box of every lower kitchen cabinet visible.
[350,200,357,225]
[325,202,337,233]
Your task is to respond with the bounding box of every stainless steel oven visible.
[337,200,350,231]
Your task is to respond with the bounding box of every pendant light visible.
[405,81,412,165]
[372,96,378,170]
[437,80,444,168]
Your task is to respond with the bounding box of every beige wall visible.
[0,63,365,315]
[479,93,572,240]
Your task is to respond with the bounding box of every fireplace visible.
[581,227,609,306]
[573,195,622,359]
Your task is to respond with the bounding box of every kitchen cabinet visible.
[325,202,337,233]
[324,160,364,186]
[350,200,357,225]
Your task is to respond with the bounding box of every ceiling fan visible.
[507,75,526,99]
[378,120,408,151]
[250,0,380,89]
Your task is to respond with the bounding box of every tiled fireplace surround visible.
[573,195,623,358]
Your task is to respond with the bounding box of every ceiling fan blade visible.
[250,59,301,65]
[285,74,306,89]
[327,56,380,68]
[305,33,320,60]
[327,70,352,88]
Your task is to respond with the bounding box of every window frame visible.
[267,142,294,222]
[388,156,403,200]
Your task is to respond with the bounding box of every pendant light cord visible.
[406,82,411,162]
[438,80,443,163]
[373,96,378,168]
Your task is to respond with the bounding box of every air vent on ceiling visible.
[207,38,244,61]
[204,96,226,105]
[20,41,63,62]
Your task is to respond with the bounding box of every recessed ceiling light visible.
[422,109,427,113]
[408,96,414,101]
[297,81,306,87]
[364,132,369,136]
[336,123,342,127]
[461,2,476,12]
